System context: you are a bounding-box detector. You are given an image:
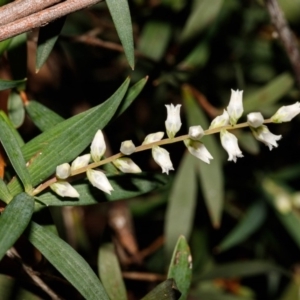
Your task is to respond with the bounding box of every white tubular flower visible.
[188,125,204,140]
[142,132,164,145]
[87,169,114,194]
[247,112,264,128]
[113,157,142,173]
[209,110,230,129]
[152,146,174,175]
[56,163,71,179]
[120,140,136,155]
[271,102,300,123]
[71,154,91,172]
[227,89,244,125]
[90,130,106,162]
[251,125,282,150]
[184,139,213,164]
[220,129,243,163]
[50,181,79,198]
[165,104,182,138]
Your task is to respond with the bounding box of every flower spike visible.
[152,146,174,175]
[220,129,243,163]
[165,104,182,138]
[227,89,243,125]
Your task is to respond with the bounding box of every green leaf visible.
[36,17,66,73]
[106,0,135,69]
[183,85,224,228]
[216,201,267,253]
[0,179,12,204]
[7,91,25,128]
[25,100,64,132]
[141,279,181,300]
[237,131,260,155]
[0,193,35,261]
[0,78,27,91]
[27,221,109,299]
[167,236,192,300]
[36,173,168,206]
[0,38,12,57]
[98,243,127,300]
[0,112,32,192]
[165,154,197,259]
[8,78,130,195]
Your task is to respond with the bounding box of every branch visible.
[0,0,102,41]
[265,0,300,88]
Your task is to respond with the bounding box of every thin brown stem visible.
[122,271,166,282]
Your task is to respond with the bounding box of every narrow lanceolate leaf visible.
[7,91,25,128]
[216,201,267,253]
[8,78,130,196]
[165,154,197,259]
[0,112,32,192]
[98,243,127,300]
[167,236,192,300]
[0,38,12,56]
[106,0,135,69]
[141,279,181,300]
[0,193,34,261]
[0,179,12,204]
[27,221,109,300]
[25,100,64,132]
[183,85,224,228]
[0,78,27,91]
[36,17,66,73]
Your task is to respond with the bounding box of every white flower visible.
[220,129,243,163]
[271,102,300,123]
[56,163,71,179]
[71,154,91,172]
[209,110,230,129]
[87,169,114,194]
[275,195,292,214]
[152,146,174,175]
[120,140,136,155]
[50,181,79,198]
[165,104,182,138]
[142,132,164,145]
[247,112,264,128]
[113,158,142,173]
[251,125,282,150]
[188,125,204,140]
[90,130,106,162]
[184,139,213,164]
[227,89,243,125]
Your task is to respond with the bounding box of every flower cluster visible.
[49,90,300,198]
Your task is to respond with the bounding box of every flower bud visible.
[250,125,282,150]
[56,163,71,179]
[120,140,136,155]
[71,154,91,172]
[50,181,79,198]
[188,125,204,140]
[247,112,264,128]
[209,110,230,129]
[227,89,243,125]
[271,102,300,123]
[152,146,174,175]
[165,104,182,138]
[113,157,142,173]
[90,130,106,162]
[142,132,164,145]
[220,129,243,163]
[87,169,114,194]
[184,139,213,164]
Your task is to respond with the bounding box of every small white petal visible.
[152,146,174,175]
[188,125,204,140]
[50,181,79,198]
[271,102,300,123]
[184,139,213,164]
[165,104,182,138]
[220,129,243,163]
[275,195,292,214]
[209,110,230,129]
[247,112,264,128]
[71,154,91,171]
[90,130,106,162]
[120,140,136,155]
[113,158,142,173]
[227,89,244,125]
[56,163,71,179]
[142,132,165,145]
[251,125,282,150]
[87,169,114,194]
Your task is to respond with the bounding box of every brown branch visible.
[0,0,102,41]
[265,0,300,88]
[0,0,62,26]
[122,271,166,282]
